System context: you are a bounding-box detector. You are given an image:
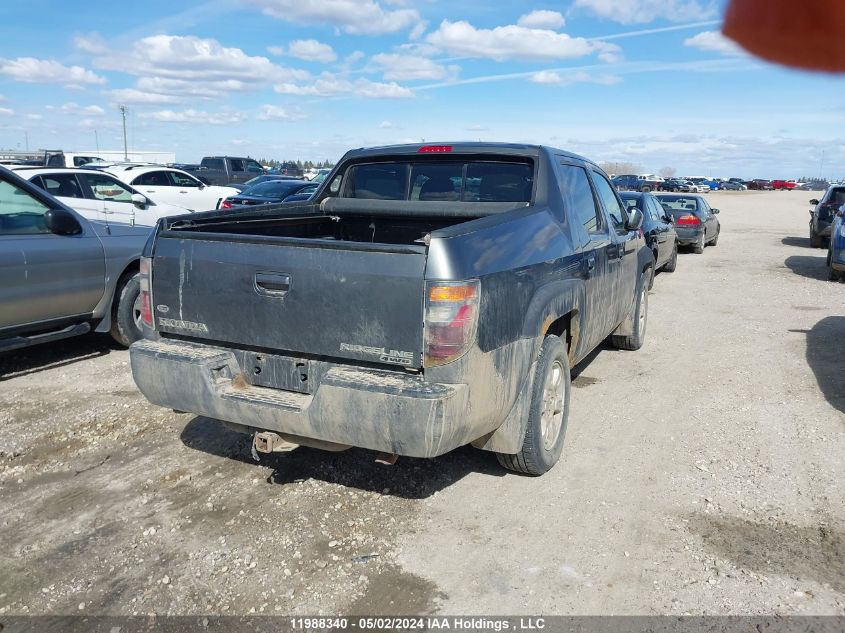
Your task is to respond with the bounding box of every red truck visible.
[772,179,797,190]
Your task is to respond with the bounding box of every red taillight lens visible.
[220,199,233,209]
[424,280,479,367]
[675,214,701,226]
[418,145,452,153]
[139,256,153,328]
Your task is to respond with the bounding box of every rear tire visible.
[692,234,705,254]
[496,335,570,476]
[709,229,719,246]
[110,272,143,347]
[663,243,678,272]
[611,271,649,351]
[810,228,822,248]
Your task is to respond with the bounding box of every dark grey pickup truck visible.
[130,143,653,475]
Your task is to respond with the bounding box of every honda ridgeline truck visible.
[130,143,653,475]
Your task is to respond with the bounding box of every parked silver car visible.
[0,166,151,351]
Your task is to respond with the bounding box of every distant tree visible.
[599,161,641,176]
[659,166,677,179]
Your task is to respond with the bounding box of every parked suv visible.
[130,143,654,476]
[612,174,662,192]
[809,186,845,247]
[0,166,149,351]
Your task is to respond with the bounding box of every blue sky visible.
[0,0,842,178]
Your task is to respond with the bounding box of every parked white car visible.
[9,167,190,227]
[100,165,239,211]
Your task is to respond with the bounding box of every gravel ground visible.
[0,190,842,616]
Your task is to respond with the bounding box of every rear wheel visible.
[663,243,678,272]
[496,335,570,476]
[709,229,719,246]
[810,228,822,248]
[110,272,143,347]
[611,270,649,351]
[692,233,705,254]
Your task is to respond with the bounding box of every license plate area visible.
[242,351,312,394]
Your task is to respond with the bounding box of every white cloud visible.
[370,53,457,81]
[275,73,414,98]
[257,104,305,121]
[288,39,337,63]
[106,88,181,105]
[517,10,565,30]
[267,45,286,56]
[572,0,717,24]
[0,107,14,116]
[95,35,310,103]
[684,31,746,56]
[73,33,108,55]
[379,120,394,129]
[251,0,422,35]
[140,109,246,125]
[530,70,621,86]
[47,102,105,115]
[426,19,621,62]
[0,57,105,86]
[26,113,43,120]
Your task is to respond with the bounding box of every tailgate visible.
[151,234,427,368]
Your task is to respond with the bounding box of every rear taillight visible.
[220,199,233,209]
[424,280,480,367]
[139,256,153,328]
[675,214,701,226]
[418,145,452,153]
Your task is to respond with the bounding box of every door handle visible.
[254,272,291,297]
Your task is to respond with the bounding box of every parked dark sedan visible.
[220,179,316,208]
[809,186,845,247]
[620,191,678,284]
[655,194,720,254]
[746,179,774,190]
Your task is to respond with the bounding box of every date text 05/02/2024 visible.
[291,617,546,631]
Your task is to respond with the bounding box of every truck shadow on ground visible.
[784,255,829,281]
[180,416,505,499]
[781,236,812,248]
[804,316,845,415]
[688,513,844,594]
[0,333,115,381]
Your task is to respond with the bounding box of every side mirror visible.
[131,192,148,208]
[44,207,82,236]
[809,199,819,205]
[625,207,644,231]
[711,208,720,214]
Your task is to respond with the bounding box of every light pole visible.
[119,104,128,160]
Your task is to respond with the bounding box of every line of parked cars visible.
[612,174,831,193]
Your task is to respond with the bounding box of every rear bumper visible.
[674,226,704,244]
[130,339,469,458]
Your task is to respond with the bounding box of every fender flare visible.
[475,279,583,454]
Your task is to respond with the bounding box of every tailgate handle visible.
[254,272,291,297]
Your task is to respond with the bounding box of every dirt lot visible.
[1,190,843,616]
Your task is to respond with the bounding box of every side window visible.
[133,171,171,187]
[591,171,627,233]
[82,174,135,202]
[36,174,85,199]
[645,197,660,221]
[246,160,263,173]
[0,179,51,235]
[167,171,200,187]
[557,164,603,242]
[698,198,710,216]
[230,159,245,172]
[202,158,224,170]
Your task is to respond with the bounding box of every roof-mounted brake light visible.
[418,145,452,153]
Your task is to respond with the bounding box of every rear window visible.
[827,188,845,205]
[658,196,700,215]
[340,160,534,203]
[244,181,304,197]
[201,158,224,170]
